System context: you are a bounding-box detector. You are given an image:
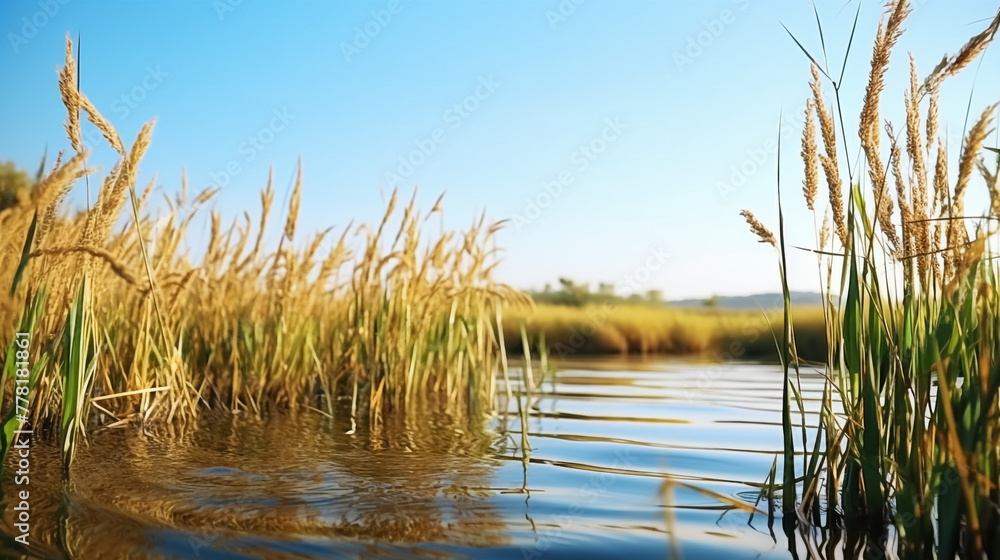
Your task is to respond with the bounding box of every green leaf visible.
[0,287,48,468]
[10,210,38,297]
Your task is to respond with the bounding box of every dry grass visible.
[0,37,526,448]
[505,303,827,362]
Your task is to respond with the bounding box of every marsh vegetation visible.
[742,1,1000,556]
[4,1,1000,557]
[0,39,531,476]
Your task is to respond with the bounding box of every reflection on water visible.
[1,358,845,559]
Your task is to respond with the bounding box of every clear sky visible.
[2,1,999,299]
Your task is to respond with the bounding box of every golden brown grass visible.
[0,37,526,444]
[505,303,827,362]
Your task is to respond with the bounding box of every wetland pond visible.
[1,359,839,559]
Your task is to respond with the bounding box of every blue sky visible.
[2,0,999,299]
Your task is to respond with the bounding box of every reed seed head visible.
[740,210,777,248]
[801,99,820,211]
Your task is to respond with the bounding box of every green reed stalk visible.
[61,275,95,475]
[774,122,798,522]
[1,212,48,468]
[518,323,533,460]
[0,287,48,468]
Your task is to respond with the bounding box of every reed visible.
[743,2,1000,556]
[0,37,527,469]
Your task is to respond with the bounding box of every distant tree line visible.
[0,160,37,212]
[528,277,665,307]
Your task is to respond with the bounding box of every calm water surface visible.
[0,358,835,559]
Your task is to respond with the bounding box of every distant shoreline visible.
[503,302,828,363]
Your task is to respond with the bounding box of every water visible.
[1,358,839,559]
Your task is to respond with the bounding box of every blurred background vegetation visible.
[514,278,828,362]
[0,160,37,212]
[528,278,664,307]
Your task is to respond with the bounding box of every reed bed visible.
[505,303,827,362]
[743,2,1000,556]
[0,38,528,472]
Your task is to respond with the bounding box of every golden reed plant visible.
[743,2,1000,557]
[0,37,528,461]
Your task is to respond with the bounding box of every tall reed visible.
[743,2,1000,556]
[0,37,528,470]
